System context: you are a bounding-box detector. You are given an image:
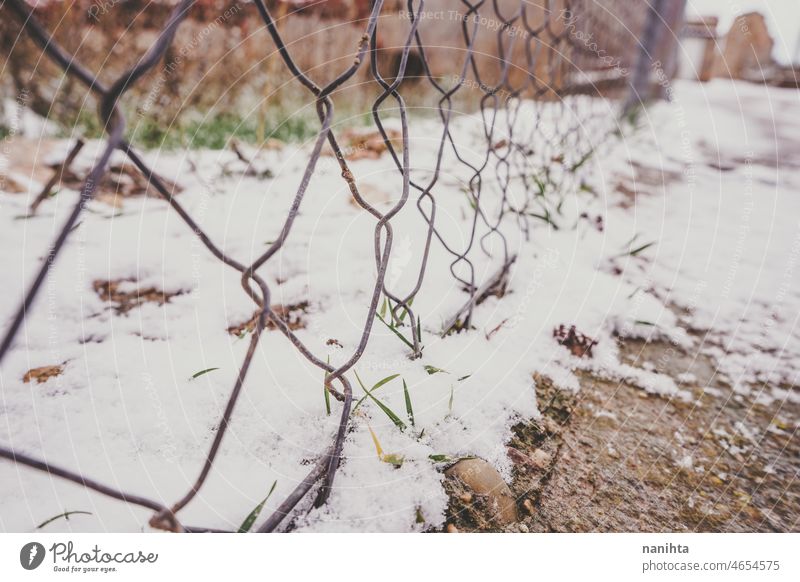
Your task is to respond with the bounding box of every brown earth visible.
[443,336,799,532]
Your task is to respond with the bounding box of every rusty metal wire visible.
[0,0,659,532]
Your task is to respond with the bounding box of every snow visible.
[0,78,798,532]
[676,454,694,471]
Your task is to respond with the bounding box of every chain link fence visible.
[0,0,681,532]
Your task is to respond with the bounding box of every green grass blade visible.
[238,480,278,533]
[352,371,400,412]
[463,190,477,210]
[379,297,388,319]
[397,296,415,323]
[382,453,404,468]
[192,367,219,379]
[373,373,401,391]
[323,378,331,416]
[323,356,331,415]
[402,379,414,426]
[629,241,656,256]
[622,233,640,248]
[353,371,406,430]
[428,454,452,463]
[371,398,406,431]
[37,510,92,529]
[375,312,415,350]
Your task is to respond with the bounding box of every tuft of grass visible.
[127,112,318,151]
[526,209,559,229]
[37,510,92,529]
[532,173,548,196]
[396,296,415,324]
[237,480,278,533]
[617,234,656,258]
[353,370,406,430]
[569,148,595,172]
[424,365,448,375]
[376,311,416,351]
[375,296,424,358]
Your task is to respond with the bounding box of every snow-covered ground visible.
[0,79,797,532]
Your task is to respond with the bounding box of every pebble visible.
[522,498,535,515]
[446,524,459,533]
[446,458,519,524]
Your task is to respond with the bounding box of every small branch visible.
[230,139,258,177]
[29,138,84,215]
[441,254,517,337]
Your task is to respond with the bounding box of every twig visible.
[29,138,84,215]
[441,255,517,337]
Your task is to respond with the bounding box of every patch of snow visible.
[0,80,797,532]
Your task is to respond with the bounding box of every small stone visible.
[458,492,473,504]
[446,524,459,533]
[445,458,519,525]
[518,523,529,533]
[522,498,535,515]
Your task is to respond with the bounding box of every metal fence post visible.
[625,0,686,114]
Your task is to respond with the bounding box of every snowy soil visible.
[0,79,797,532]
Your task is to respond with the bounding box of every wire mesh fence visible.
[0,0,678,532]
